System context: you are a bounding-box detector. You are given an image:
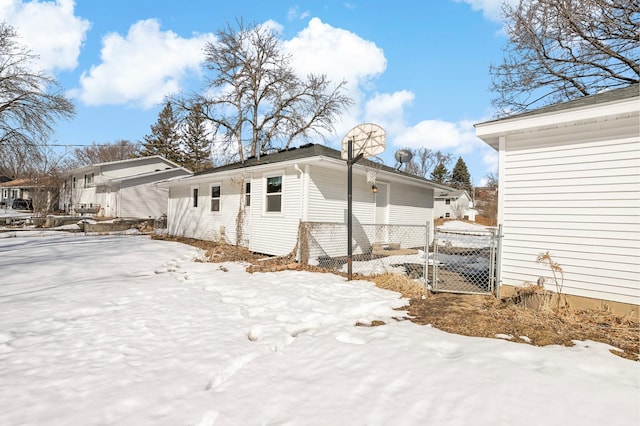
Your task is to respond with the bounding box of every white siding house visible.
[434,189,476,221]
[475,84,639,314]
[162,144,449,257]
[61,156,192,218]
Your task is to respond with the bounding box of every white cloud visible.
[283,17,387,139]
[452,0,518,22]
[391,119,477,151]
[287,6,310,21]
[0,0,90,72]
[283,17,386,92]
[363,91,414,135]
[74,19,213,108]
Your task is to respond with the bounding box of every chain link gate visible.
[298,222,430,278]
[430,226,502,295]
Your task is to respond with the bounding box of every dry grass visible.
[369,274,639,361]
[154,236,640,361]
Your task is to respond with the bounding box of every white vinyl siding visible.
[498,115,640,305]
[119,184,167,218]
[248,168,301,256]
[388,184,433,225]
[168,180,241,243]
[307,165,376,224]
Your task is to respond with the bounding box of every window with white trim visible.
[210,183,221,212]
[445,199,451,205]
[84,173,94,188]
[245,182,251,207]
[265,175,282,213]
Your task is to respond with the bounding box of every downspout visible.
[294,164,308,221]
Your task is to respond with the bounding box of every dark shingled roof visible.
[194,143,450,188]
[478,83,639,125]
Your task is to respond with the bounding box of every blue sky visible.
[0,0,513,185]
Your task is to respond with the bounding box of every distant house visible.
[475,84,639,316]
[0,178,41,210]
[160,143,450,257]
[60,156,192,218]
[434,188,476,221]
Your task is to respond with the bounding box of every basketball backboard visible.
[341,123,386,160]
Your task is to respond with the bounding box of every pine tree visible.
[450,157,473,194]
[181,103,212,172]
[141,102,182,164]
[430,162,449,183]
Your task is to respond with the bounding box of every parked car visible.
[12,198,33,210]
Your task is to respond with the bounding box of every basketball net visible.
[364,156,384,185]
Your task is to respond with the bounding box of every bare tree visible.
[491,0,639,114]
[175,19,352,163]
[0,23,75,178]
[475,171,499,226]
[484,171,498,189]
[20,141,69,215]
[402,147,453,178]
[65,140,141,169]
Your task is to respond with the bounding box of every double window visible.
[265,175,282,213]
[210,184,221,212]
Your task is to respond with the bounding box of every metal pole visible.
[424,221,430,291]
[346,139,363,281]
[494,224,504,298]
[432,228,438,292]
[347,138,353,280]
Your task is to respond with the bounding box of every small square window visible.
[445,199,451,205]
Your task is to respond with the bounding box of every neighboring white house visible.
[161,143,450,257]
[475,84,639,315]
[60,156,192,218]
[434,188,476,221]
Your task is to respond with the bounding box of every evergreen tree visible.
[141,102,182,164]
[430,162,449,183]
[450,157,473,194]
[181,103,212,172]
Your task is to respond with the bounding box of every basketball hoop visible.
[341,123,386,281]
[341,123,386,160]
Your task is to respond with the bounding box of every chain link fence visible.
[431,227,501,295]
[298,222,431,278]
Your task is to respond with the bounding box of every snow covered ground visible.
[0,233,638,426]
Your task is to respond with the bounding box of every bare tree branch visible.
[0,23,75,178]
[172,19,352,164]
[491,0,639,115]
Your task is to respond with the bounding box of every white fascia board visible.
[475,98,639,149]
